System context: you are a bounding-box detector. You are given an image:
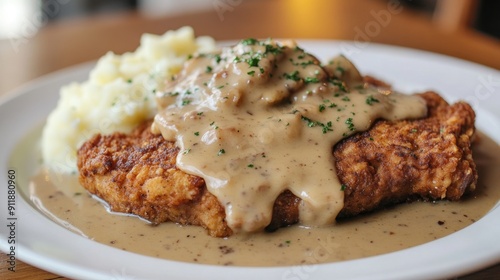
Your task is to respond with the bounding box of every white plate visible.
[1,41,499,280]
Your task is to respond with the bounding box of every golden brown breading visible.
[335,91,477,218]
[77,122,232,237]
[77,91,476,237]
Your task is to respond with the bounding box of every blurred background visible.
[1,0,499,39]
[0,0,499,94]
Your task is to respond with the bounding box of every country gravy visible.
[27,130,500,266]
[152,39,427,232]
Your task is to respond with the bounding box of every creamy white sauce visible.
[152,39,427,232]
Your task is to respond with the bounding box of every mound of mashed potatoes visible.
[41,26,216,173]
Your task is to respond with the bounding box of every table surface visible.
[1,0,499,279]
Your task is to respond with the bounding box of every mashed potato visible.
[42,26,216,173]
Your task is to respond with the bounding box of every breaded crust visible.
[77,122,232,237]
[78,91,476,237]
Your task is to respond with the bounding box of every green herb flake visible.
[183,149,191,155]
[284,70,300,81]
[300,60,315,68]
[214,54,222,64]
[264,44,283,55]
[241,38,258,45]
[340,184,347,191]
[366,95,380,105]
[218,149,226,156]
[206,66,213,73]
[247,70,256,76]
[194,131,200,136]
[345,118,355,131]
[319,104,326,112]
[330,79,349,92]
[301,116,333,134]
[246,56,261,67]
[247,164,254,168]
[181,99,191,106]
[304,77,319,84]
[301,116,316,128]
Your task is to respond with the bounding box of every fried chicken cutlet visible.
[77,91,476,237]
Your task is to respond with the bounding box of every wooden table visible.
[1,0,499,279]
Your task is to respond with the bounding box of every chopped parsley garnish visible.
[366,95,380,105]
[301,116,333,134]
[247,164,254,168]
[126,78,133,83]
[301,60,315,67]
[345,118,355,131]
[241,38,258,45]
[264,44,283,55]
[246,56,261,67]
[301,116,316,128]
[284,70,300,81]
[181,99,191,106]
[319,104,326,112]
[214,54,222,64]
[248,70,256,76]
[218,149,226,156]
[194,131,200,136]
[342,96,351,102]
[183,149,191,155]
[205,66,213,73]
[304,77,320,84]
[341,184,347,191]
[330,79,348,92]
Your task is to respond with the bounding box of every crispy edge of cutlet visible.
[77,122,232,237]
